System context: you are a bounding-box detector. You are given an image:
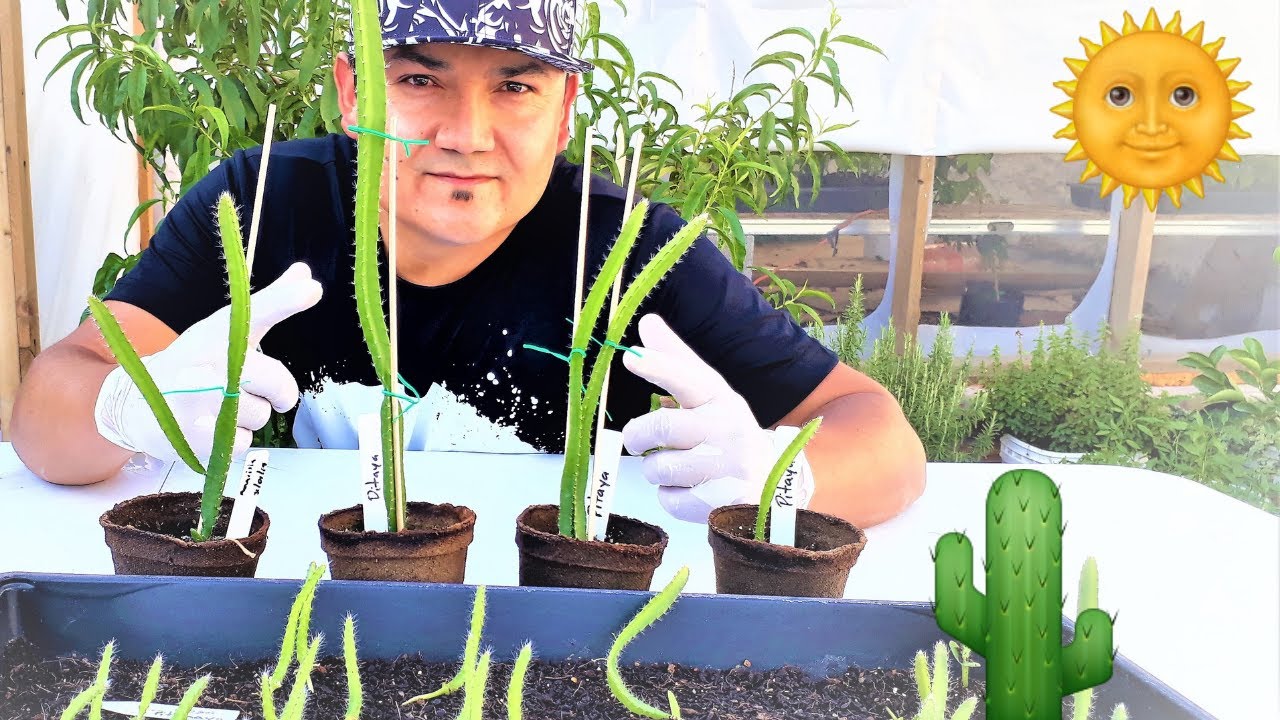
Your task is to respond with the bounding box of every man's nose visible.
[432,91,496,154]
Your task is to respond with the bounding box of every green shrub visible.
[827,276,996,462]
[981,323,1169,455]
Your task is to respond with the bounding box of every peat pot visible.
[514,504,668,591]
[98,491,269,578]
[318,502,476,583]
[707,504,867,598]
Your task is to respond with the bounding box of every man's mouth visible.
[427,172,495,186]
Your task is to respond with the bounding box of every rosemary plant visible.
[558,201,709,538]
[349,0,407,531]
[86,191,251,542]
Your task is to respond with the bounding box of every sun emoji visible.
[1052,9,1253,210]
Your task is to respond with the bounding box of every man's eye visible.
[503,82,532,93]
[403,75,435,87]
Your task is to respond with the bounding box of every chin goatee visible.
[451,190,474,202]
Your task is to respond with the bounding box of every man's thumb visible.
[248,262,322,341]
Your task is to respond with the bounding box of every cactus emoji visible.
[934,469,1115,719]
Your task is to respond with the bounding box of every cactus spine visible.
[934,469,1114,719]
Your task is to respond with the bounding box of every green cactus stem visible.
[86,297,205,478]
[349,0,406,532]
[507,643,533,720]
[87,190,250,543]
[754,416,823,542]
[933,469,1114,719]
[343,615,363,720]
[560,204,709,538]
[606,566,690,718]
[171,676,212,720]
[194,192,252,541]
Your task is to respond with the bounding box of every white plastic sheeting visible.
[19,1,1280,347]
[22,1,141,348]
[601,1,1279,155]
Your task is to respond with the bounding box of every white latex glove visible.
[620,314,815,523]
[94,262,323,466]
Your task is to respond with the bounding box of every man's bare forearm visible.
[802,391,927,528]
[10,345,135,485]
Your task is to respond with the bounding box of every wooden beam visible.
[0,0,40,434]
[1107,199,1157,350]
[770,268,1097,294]
[890,155,935,353]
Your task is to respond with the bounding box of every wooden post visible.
[0,0,40,434]
[133,4,156,249]
[1107,199,1157,350]
[891,154,935,353]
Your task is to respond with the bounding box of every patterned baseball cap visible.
[378,0,594,74]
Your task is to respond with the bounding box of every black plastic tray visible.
[0,572,1214,718]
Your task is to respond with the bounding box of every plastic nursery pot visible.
[317,502,477,583]
[707,504,867,598]
[514,504,669,591]
[99,491,269,578]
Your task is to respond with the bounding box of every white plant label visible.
[358,413,388,533]
[586,428,625,541]
[101,700,240,720]
[769,426,801,547]
[225,449,269,539]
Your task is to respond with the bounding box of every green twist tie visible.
[347,124,432,157]
[383,373,423,422]
[161,384,242,398]
[561,318,643,357]
[523,344,587,363]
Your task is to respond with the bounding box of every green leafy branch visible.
[568,0,882,270]
[41,0,346,246]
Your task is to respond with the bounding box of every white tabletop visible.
[1,442,1275,720]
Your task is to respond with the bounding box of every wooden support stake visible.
[890,155,934,354]
[0,0,39,434]
[1107,199,1157,351]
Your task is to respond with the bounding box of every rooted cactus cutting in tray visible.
[0,565,987,720]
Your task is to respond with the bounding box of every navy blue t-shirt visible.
[107,134,837,453]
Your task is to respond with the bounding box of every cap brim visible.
[382,36,594,74]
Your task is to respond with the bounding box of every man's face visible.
[336,43,579,250]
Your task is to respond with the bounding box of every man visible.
[10,0,925,528]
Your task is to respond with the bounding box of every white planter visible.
[999,434,1085,465]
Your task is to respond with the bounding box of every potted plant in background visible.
[953,222,1022,328]
[315,0,476,583]
[981,322,1169,464]
[90,192,269,577]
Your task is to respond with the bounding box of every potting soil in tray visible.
[0,638,988,719]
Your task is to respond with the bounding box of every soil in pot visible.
[708,504,867,598]
[0,637,986,720]
[98,492,269,578]
[318,502,476,583]
[514,504,668,591]
[958,281,1024,327]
